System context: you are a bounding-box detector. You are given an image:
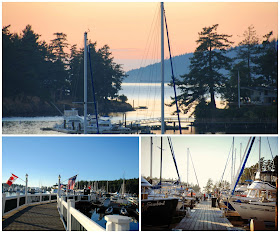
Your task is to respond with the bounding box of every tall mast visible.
[150,137,153,179]
[160,137,163,188]
[187,148,189,186]
[161,2,165,134]
[231,137,234,185]
[259,137,261,172]
[84,32,88,134]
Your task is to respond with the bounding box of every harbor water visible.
[3,83,269,134]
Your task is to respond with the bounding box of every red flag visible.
[88,186,91,190]
[6,174,19,186]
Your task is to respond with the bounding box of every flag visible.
[88,186,91,190]
[67,175,77,190]
[6,174,19,186]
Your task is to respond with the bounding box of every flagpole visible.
[25,174,28,204]
[10,172,26,183]
[58,175,61,198]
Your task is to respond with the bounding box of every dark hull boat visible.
[141,197,178,226]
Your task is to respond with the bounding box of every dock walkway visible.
[2,202,65,231]
[175,200,240,231]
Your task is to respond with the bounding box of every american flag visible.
[67,175,77,190]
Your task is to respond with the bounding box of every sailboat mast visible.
[161,2,165,134]
[84,32,88,134]
[231,137,234,185]
[160,137,163,187]
[259,137,261,172]
[187,148,189,186]
[150,137,153,179]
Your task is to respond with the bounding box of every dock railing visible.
[57,195,132,231]
[2,192,57,216]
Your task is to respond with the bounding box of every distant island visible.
[124,48,237,83]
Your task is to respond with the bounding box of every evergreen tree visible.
[254,31,278,87]
[204,178,213,193]
[237,25,259,86]
[172,24,233,116]
[69,41,127,114]
[48,32,70,101]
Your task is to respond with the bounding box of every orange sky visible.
[2,2,278,71]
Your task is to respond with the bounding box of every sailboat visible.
[141,176,179,226]
[53,33,132,134]
[228,137,277,222]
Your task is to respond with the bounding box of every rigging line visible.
[188,150,200,188]
[88,44,99,134]
[164,9,182,134]
[148,16,160,120]
[143,7,160,120]
[149,17,160,120]
[220,143,233,183]
[167,136,181,183]
[135,4,159,121]
[267,137,274,160]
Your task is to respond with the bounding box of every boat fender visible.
[250,219,266,231]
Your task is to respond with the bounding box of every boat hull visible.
[142,198,178,226]
[230,201,275,222]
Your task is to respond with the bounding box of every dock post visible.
[17,192,20,210]
[2,193,6,215]
[39,192,42,203]
[105,215,131,231]
[67,199,75,231]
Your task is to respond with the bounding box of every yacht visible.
[229,180,276,222]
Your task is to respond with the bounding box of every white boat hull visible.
[230,201,275,222]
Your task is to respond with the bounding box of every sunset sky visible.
[2,2,278,71]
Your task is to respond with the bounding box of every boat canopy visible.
[248,181,276,191]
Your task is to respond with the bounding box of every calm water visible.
[3,83,233,134]
[90,208,139,231]
[2,83,197,134]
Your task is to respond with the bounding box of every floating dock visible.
[174,200,241,231]
[2,202,65,231]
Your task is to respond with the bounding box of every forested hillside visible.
[2,25,131,117]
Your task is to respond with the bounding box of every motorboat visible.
[53,109,121,134]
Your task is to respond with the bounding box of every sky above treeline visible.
[141,136,278,190]
[2,2,278,71]
[2,137,139,187]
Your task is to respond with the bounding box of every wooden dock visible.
[175,200,241,231]
[2,202,65,231]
